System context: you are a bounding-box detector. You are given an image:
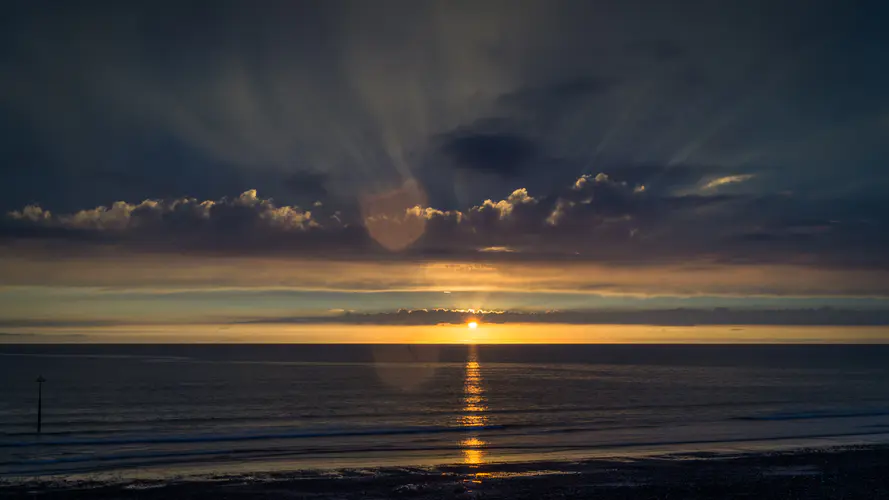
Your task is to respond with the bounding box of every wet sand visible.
[3,445,889,499]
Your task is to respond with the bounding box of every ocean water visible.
[2,344,889,479]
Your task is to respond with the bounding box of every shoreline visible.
[3,444,889,499]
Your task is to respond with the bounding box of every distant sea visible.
[2,344,889,479]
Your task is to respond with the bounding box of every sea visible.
[2,344,889,480]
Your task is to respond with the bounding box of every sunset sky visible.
[2,1,888,342]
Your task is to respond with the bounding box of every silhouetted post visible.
[36,375,46,434]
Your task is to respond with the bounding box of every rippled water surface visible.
[2,344,889,477]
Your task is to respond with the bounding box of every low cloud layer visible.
[245,308,889,326]
[3,172,887,272]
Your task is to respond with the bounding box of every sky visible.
[2,0,889,342]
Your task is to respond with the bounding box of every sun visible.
[467,321,478,329]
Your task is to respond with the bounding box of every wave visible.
[8,411,889,451]
[0,353,192,361]
[0,399,811,430]
[735,409,889,421]
[7,404,889,446]
[0,424,508,449]
[6,428,889,476]
[0,429,110,438]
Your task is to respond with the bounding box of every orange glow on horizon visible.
[467,321,478,329]
[3,323,888,344]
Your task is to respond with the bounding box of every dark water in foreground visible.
[2,344,889,479]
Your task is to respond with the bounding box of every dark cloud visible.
[1,189,365,256]
[4,171,886,270]
[497,76,616,109]
[625,40,686,61]
[282,170,329,198]
[243,307,889,326]
[440,131,538,177]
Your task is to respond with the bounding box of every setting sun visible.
[467,321,478,329]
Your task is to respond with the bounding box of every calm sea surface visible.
[2,344,889,478]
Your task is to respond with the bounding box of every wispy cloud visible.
[478,246,516,253]
[2,252,889,297]
[702,174,755,190]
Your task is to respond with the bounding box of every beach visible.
[3,445,889,499]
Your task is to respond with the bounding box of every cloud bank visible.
[3,172,886,272]
[245,308,889,326]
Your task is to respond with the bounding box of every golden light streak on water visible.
[459,345,488,468]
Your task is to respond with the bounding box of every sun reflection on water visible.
[460,346,487,468]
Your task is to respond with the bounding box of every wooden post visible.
[36,375,46,434]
